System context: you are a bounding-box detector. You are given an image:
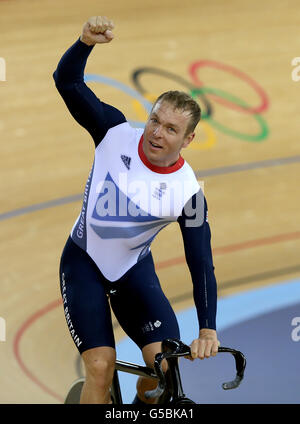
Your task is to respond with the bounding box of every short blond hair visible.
[152,91,201,135]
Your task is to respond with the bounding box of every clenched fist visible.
[80,16,115,46]
[186,329,220,361]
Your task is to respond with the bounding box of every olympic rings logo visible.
[85,59,269,151]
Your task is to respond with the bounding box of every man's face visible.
[142,101,195,167]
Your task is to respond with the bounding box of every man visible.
[54,16,219,404]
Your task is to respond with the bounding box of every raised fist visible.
[80,16,115,46]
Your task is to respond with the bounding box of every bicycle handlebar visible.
[144,338,246,400]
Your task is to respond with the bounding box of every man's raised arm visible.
[53,16,126,146]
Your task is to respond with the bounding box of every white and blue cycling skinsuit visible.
[54,38,217,353]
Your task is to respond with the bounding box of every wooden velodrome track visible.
[0,0,300,403]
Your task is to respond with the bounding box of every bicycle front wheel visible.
[171,396,196,405]
[64,378,85,404]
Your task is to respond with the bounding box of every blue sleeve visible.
[177,191,217,330]
[53,38,126,146]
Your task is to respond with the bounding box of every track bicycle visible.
[64,338,246,404]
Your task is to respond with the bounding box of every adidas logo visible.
[121,155,131,170]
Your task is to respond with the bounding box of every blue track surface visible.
[116,278,300,403]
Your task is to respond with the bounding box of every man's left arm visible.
[177,191,219,360]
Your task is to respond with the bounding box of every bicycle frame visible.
[110,360,158,404]
[64,361,160,404]
[111,338,246,404]
[110,352,190,404]
[64,338,246,404]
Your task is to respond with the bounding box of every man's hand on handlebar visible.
[187,329,220,361]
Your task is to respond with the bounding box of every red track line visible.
[155,231,300,270]
[13,298,64,403]
[13,229,300,402]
